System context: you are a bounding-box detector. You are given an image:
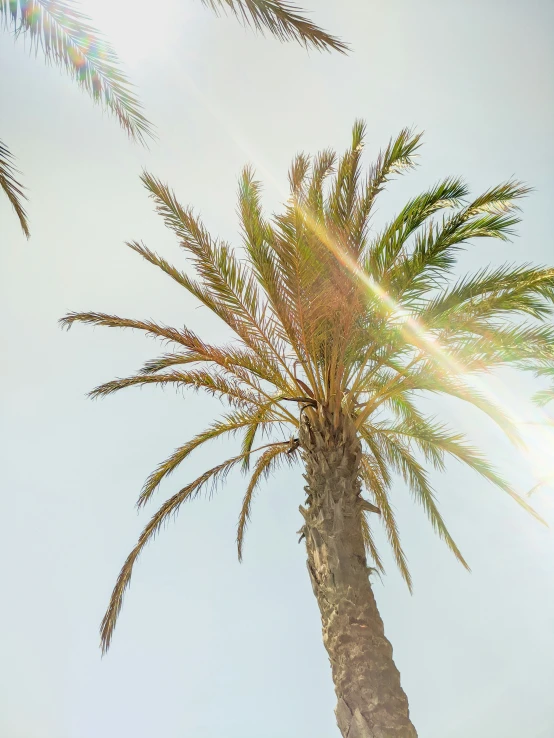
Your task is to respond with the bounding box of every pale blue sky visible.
[1,1,554,736]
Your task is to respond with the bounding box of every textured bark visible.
[299,405,417,738]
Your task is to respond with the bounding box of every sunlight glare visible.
[81,0,187,66]
[301,208,554,500]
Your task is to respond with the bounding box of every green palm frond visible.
[200,0,348,53]
[240,401,281,470]
[0,139,29,237]
[136,177,294,385]
[351,128,423,254]
[534,389,554,407]
[366,177,469,279]
[421,265,554,328]
[64,122,552,651]
[1,0,152,143]
[532,367,554,406]
[388,182,531,301]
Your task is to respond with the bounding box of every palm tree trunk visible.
[299,406,417,738]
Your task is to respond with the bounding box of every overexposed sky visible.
[1,1,554,736]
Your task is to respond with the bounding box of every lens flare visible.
[294,200,554,496]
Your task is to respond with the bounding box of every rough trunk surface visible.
[299,406,417,738]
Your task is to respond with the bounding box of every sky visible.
[1,0,554,736]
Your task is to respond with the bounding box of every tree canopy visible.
[62,122,553,651]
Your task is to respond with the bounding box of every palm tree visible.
[1,0,345,237]
[61,122,554,736]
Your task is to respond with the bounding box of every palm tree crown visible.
[62,122,554,652]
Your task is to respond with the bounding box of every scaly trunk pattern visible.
[299,405,417,738]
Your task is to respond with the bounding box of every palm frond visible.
[360,452,411,590]
[200,0,348,53]
[138,350,206,374]
[532,368,554,406]
[361,364,523,448]
[419,375,524,447]
[327,119,366,231]
[237,442,293,560]
[442,324,554,374]
[534,387,554,406]
[0,139,29,237]
[138,410,279,507]
[1,0,152,142]
[371,430,469,570]
[359,509,385,575]
[88,369,268,411]
[240,401,280,470]
[366,177,469,280]
[237,167,317,385]
[421,265,554,328]
[392,181,531,301]
[138,176,293,384]
[138,345,279,385]
[352,127,423,254]
[60,311,210,349]
[376,416,546,525]
[126,240,284,387]
[100,452,249,653]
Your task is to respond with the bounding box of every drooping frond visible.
[100,440,291,652]
[0,139,29,237]
[411,375,524,447]
[240,401,282,470]
[364,426,471,569]
[359,510,385,575]
[237,442,294,560]
[360,452,411,590]
[1,0,152,143]
[100,452,249,653]
[200,0,348,53]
